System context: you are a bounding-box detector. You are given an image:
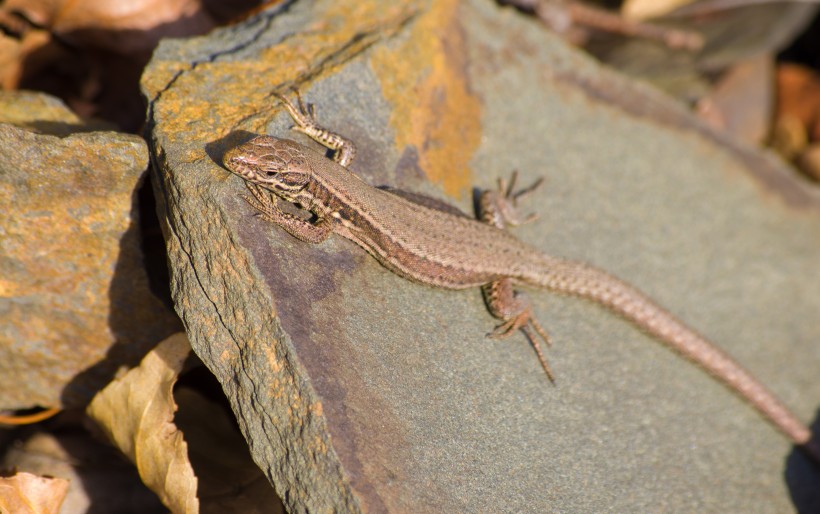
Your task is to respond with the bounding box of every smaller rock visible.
[0,91,180,409]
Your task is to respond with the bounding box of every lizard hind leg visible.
[482,278,555,382]
[479,170,545,228]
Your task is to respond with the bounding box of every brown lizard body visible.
[223,93,819,463]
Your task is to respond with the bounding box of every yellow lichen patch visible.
[313,434,328,455]
[370,0,482,198]
[141,61,191,104]
[0,279,16,296]
[151,4,418,145]
[264,344,283,374]
[270,378,284,401]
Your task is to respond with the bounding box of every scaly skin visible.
[223,94,819,463]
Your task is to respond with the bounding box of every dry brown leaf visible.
[87,333,199,514]
[776,63,820,143]
[1,430,168,513]
[695,54,773,144]
[2,0,215,54]
[622,0,693,20]
[0,29,51,90]
[0,472,69,514]
[796,144,820,181]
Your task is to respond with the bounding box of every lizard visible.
[223,92,820,463]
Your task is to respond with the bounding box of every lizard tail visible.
[522,256,817,462]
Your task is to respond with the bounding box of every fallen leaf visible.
[776,62,820,143]
[1,430,167,513]
[86,333,199,514]
[586,3,816,103]
[622,0,693,20]
[796,143,820,181]
[1,0,215,54]
[0,472,68,514]
[695,53,773,144]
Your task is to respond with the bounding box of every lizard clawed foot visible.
[483,280,556,382]
[274,88,318,133]
[478,171,545,229]
[495,170,545,226]
[273,88,357,167]
[242,182,282,222]
[242,182,333,244]
[488,310,555,383]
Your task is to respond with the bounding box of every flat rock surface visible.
[0,91,180,409]
[143,0,820,511]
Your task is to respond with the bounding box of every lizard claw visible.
[274,89,314,134]
[273,89,358,167]
[242,183,283,223]
[521,324,555,383]
[503,171,544,203]
[492,171,544,227]
[488,308,555,383]
[291,87,318,122]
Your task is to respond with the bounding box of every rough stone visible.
[144,0,820,512]
[0,91,180,409]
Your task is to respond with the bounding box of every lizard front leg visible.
[243,183,333,244]
[274,91,357,167]
[478,172,555,381]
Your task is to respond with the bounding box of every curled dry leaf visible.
[776,63,820,144]
[2,0,215,54]
[622,0,693,20]
[796,144,820,181]
[86,333,199,514]
[695,54,773,145]
[1,430,168,513]
[0,26,54,89]
[0,472,69,514]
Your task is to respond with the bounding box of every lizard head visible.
[224,136,311,199]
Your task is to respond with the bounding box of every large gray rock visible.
[143,0,820,511]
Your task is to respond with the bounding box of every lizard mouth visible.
[223,146,255,179]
